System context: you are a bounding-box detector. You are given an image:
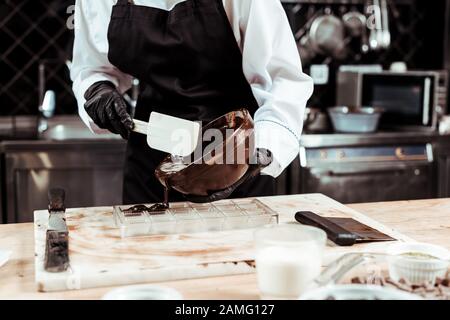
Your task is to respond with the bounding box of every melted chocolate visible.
[149,187,170,212]
[123,201,169,216]
[153,109,253,202]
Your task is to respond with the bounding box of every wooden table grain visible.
[1,197,449,300]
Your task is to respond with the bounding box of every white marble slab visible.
[34,194,414,292]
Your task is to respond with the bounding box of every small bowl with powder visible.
[386,242,450,285]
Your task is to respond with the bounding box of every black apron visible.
[107,0,275,204]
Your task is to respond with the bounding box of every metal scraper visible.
[44,188,70,273]
[132,112,201,157]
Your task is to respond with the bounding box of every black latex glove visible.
[184,148,273,203]
[84,81,134,139]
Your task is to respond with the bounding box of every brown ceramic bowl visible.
[155,109,254,196]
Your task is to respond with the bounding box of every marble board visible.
[34,194,414,292]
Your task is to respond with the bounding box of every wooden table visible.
[1,198,449,300]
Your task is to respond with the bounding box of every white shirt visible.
[71,0,314,177]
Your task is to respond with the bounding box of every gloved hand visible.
[84,81,134,139]
[184,148,273,203]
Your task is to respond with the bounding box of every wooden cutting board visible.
[34,194,414,292]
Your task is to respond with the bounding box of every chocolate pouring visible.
[123,109,254,214]
[155,109,254,200]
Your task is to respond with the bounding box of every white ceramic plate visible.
[0,250,11,268]
[299,285,423,300]
[102,285,183,300]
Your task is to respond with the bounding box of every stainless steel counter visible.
[0,139,125,153]
[0,115,121,142]
[2,118,450,222]
[0,116,127,223]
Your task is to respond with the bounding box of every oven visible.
[297,144,436,204]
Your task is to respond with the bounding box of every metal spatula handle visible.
[132,119,149,135]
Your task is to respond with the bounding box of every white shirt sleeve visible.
[70,0,133,133]
[226,0,314,178]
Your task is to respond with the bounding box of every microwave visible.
[337,70,448,131]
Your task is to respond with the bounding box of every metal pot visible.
[342,9,369,53]
[308,8,347,60]
[328,106,384,133]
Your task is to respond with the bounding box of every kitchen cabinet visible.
[437,155,450,197]
[437,144,450,197]
[1,140,126,223]
[0,139,288,224]
[2,130,450,222]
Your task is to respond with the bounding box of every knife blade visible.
[44,188,70,273]
[295,211,394,247]
[295,211,358,246]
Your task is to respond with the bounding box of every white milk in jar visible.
[256,244,323,299]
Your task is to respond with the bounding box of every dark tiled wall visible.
[0,0,448,116]
[0,0,76,116]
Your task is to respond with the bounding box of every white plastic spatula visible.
[132,112,201,157]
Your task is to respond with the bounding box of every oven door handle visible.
[423,77,432,125]
[311,166,425,176]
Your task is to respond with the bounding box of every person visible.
[71,0,313,205]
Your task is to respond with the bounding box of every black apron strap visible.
[117,0,131,5]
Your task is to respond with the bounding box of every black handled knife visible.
[295,211,394,247]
